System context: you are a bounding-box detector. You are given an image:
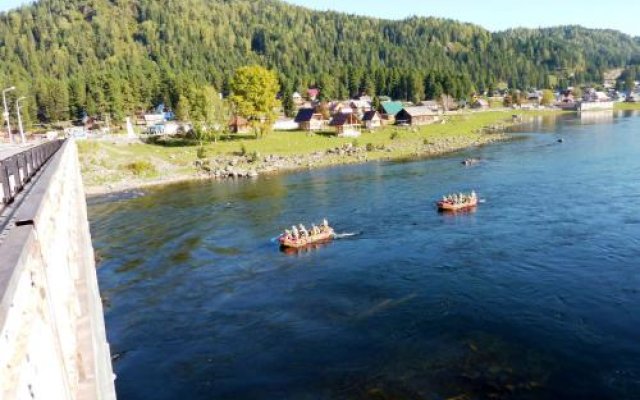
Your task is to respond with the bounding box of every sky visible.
[0,0,638,36]
[0,0,32,13]
[283,0,640,36]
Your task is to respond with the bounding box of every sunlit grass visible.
[77,110,559,191]
[614,102,640,111]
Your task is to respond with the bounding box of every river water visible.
[89,112,640,400]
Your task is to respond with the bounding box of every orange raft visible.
[437,196,478,212]
[278,228,335,249]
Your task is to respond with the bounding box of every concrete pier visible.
[0,140,116,400]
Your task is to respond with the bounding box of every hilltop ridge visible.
[0,0,638,122]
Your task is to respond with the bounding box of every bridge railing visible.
[0,140,116,400]
[0,140,65,205]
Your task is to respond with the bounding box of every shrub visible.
[390,131,399,140]
[351,139,359,148]
[248,151,260,163]
[125,160,156,176]
[196,146,208,159]
[240,143,248,156]
[366,143,374,152]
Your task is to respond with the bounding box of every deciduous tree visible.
[230,65,280,138]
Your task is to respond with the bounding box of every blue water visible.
[89,112,640,400]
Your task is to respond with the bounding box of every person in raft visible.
[284,229,292,240]
[311,224,319,235]
[283,220,330,240]
[443,192,476,205]
[299,224,309,239]
[291,226,300,240]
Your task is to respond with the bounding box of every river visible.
[89,112,640,400]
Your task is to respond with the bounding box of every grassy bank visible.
[614,102,640,111]
[78,110,556,195]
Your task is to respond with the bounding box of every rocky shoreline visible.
[84,132,508,196]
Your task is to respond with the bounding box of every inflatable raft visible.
[278,228,335,249]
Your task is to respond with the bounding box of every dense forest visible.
[1,0,639,125]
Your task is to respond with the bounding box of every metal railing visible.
[0,140,65,205]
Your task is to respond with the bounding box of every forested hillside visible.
[1,0,639,124]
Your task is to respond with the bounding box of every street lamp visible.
[16,97,26,145]
[2,86,16,144]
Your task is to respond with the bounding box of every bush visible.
[390,131,399,140]
[240,143,248,156]
[366,143,374,152]
[248,151,260,163]
[196,146,208,159]
[125,160,156,176]
[351,139,359,148]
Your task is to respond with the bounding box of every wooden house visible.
[362,111,382,129]
[330,113,361,136]
[395,106,439,126]
[350,99,372,115]
[228,115,250,134]
[307,88,320,101]
[143,113,165,127]
[294,108,325,131]
[419,100,441,112]
[381,101,404,123]
[329,101,353,115]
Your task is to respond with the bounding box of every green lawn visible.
[614,102,640,111]
[77,110,557,192]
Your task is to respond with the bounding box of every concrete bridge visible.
[0,140,116,399]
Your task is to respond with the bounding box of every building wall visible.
[365,120,381,129]
[0,141,116,400]
[579,101,614,111]
[411,115,438,126]
[299,120,325,131]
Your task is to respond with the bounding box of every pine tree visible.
[282,86,295,118]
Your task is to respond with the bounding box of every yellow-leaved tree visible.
[230,65,280,138]
[541,89,555,106]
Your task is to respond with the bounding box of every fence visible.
[0,140,65,206]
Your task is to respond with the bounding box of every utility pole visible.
[16,97,26,145]
[2,86,15,143]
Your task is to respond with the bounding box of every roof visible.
[144,114,165,122]
[330,113,360,126]
[228,115,248,126]
[294,108,315,123]
[350,100,371,109]
[420,100,440,108]
[362,111,380,121]
[595,91,609,100]
[401,106,438,117]
[330,101,351,112]
[381,101,404,116]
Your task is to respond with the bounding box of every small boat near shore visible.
[437,191,478,212]
[278,220,335,249]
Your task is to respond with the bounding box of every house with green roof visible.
[380,101,404,124]
[381,101,404,116]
